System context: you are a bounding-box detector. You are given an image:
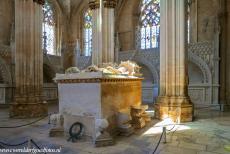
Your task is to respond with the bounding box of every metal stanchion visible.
[27,138,32,149]
[163,127,166,144]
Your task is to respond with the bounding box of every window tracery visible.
[83,9,93,56]
[42,1,56,55]
[140,0,160,49]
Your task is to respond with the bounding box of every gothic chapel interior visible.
[0,0,230,153]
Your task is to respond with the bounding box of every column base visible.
[155,96,194,122]
[9,102,48,118]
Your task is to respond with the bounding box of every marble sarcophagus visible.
[55,72,143,139]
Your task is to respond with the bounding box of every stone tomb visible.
[55,72,142,140]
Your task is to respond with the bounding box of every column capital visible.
[103,0,117,8]
[89,0,100,10]
[33,0,45,5]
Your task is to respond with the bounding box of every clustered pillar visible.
[10,0,47,118]
[155,0,194,122]
[89,0,116,66]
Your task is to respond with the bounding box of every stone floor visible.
[0,104,230,154]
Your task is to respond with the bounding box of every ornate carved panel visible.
[188,87,206,105]
[0,57,12,84]
[0,86,5,104]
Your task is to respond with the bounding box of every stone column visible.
[89,0,116,66]
[155,0,194,122]
[90,0,102,66]
[10,0,48,118]
[102,0,116,63]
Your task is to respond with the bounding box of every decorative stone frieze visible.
[56,78,143,84]
[0,57,12,84]
[89,0,100,10]
[33,0,45,5]
[103,0,117,8]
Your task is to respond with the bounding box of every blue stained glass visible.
[84,9,93,56]
[140,0,160,49]
[42,1,56,55]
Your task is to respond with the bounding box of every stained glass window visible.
[187,1,191,44]
[140,0,160,49]
[42,1,56,55]
[83,9,93,56]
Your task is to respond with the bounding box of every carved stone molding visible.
[56,78,143,84]
[89,0,100,10]
[188,87,205,105]
[33,0,45,5]
[89,0,117,9]
[189,42,214,69]
[0,57,12,84]
[104,0,117,8]
[0,44,11,58]
[188,52,212,84]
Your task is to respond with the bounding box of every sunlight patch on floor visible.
[142,118,191,136]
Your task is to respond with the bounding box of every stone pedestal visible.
[155,0,194,122]
[10,0,47,118]
[155,97,193,122]
[95,131,114,147]
[10,103,47,118]
[49,128,64,137]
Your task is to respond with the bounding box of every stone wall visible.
[189,0,221,43]
[0,0,13,46]
[117,0,139,51]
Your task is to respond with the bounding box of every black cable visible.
[0,144,5,149]
[0,115,49,129]
[31,139,47,154]
[152,130,164,154]
[165,117,178,132]
[0,139,46,154]
[0,140,28,147]
[166,124,176,132]
[168,125,180,143]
